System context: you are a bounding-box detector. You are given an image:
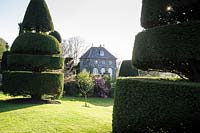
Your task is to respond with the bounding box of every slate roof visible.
[80,46,117,60]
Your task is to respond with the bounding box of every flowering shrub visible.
[93,75,111,98]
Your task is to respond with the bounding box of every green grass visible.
[0,92,113,133]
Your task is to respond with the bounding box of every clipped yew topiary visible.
[113,0,200,132]
[119,60,138,77]
[1,0,64,100]
[134,0,200,82]
[21,0,54,32]
[11,33,62,55]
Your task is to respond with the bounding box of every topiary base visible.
[2,71,64,98]
[113,78,200,133]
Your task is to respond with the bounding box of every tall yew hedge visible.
[1,0,64,99]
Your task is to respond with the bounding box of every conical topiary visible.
[1,0,64,99]
[22,0,54,32]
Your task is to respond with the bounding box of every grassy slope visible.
[0,93,113,133]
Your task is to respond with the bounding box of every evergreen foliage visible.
[1,51,10,72]
[2,72,64,99]
[133,0,200,81]
[119,60,138,77]
[7,54,64,72]
[1,0,64,99]
[113,78,200,133]
[133,21,200,81]
[11,33,61,55]
[49,30,62,43]
[22,0,54,32]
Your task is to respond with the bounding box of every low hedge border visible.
[2,71,64,98]
[7,53,64,72]
[11,33,62,55]
[113,78,200,133]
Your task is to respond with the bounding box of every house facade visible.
[80,46,117,79]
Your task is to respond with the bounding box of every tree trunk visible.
[84,94,88,107]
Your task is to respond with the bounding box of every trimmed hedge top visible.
[22,0,54,32]
[11,33,62,55]
[141,0,200,28]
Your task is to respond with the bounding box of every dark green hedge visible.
[11,33,61,55]
[113,78,200,133]
[2,71,64,98]
[1,51,10,72]
[49,31,62,43]
[141,0,200,28]
[119,60,138,77]
[132,21,200,78]
[7,53,64,72]
[22,0,54,32]
[64,80,80,96]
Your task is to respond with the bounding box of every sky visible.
[0,0,143,61]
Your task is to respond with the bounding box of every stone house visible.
[80,46,117,79]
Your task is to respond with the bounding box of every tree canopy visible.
[0,38,7,60]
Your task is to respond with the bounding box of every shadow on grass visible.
[0,98,60,113]
[0,99,40,113]
[62,96,114,107]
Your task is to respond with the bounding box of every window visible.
[93,68,99,75]
[109,60,112,65]
[101,68,105,75]
[102,60,105,64]
[95,60,98,64]
[100,50,104,56]
[108,68,113,78]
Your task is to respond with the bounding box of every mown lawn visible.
[0,92,113,133]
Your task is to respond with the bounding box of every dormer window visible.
[100,50,104,56]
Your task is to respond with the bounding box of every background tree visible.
[62,37,88,64]
[0,38,8,60]
[76,72,94,107]
[133,0,200,82]
[1,0,64,100]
